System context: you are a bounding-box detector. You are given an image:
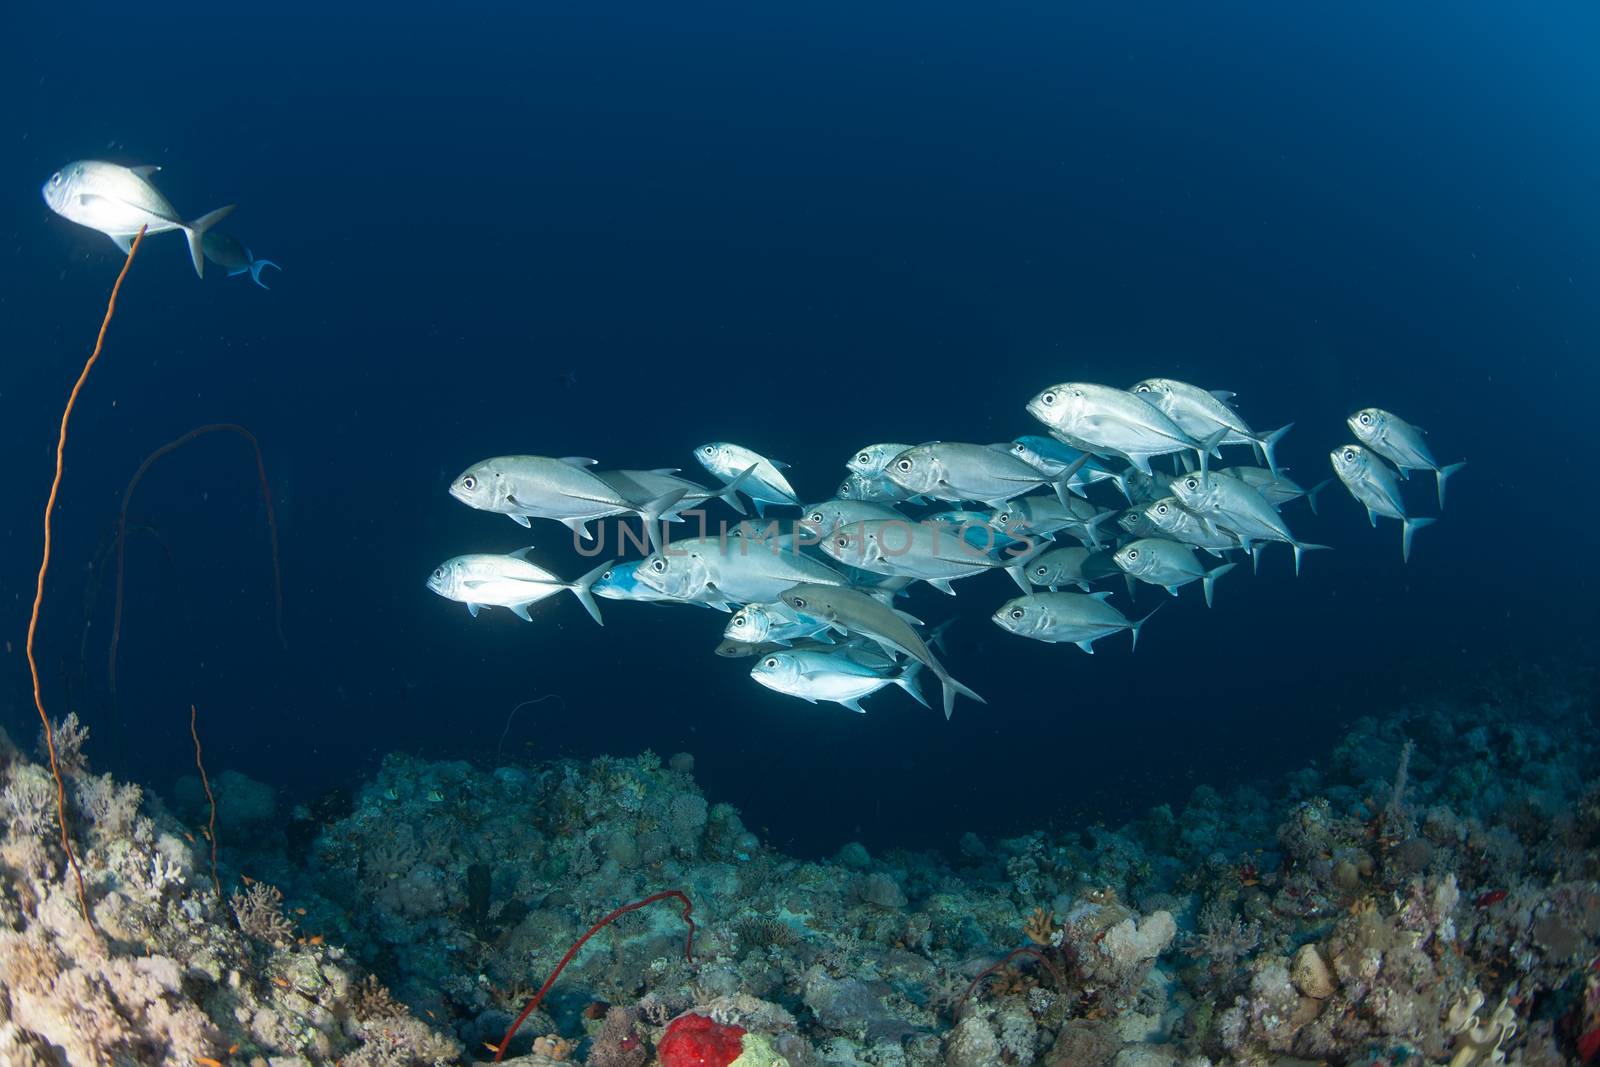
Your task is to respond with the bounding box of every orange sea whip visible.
[109,422,286,696]
[27,225,146,928]
[190,704,222,900]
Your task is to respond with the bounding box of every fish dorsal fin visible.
[1209,389,1236,402]
[508,546,535,560]
[1091,591,1115,601]
[769,459,790,469]
[129,165,162,178]
[648,467,682,475]
[559,456,599,467]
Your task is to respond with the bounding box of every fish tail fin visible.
[1305,477,1334,516]
[1130,603,1163,652]
[1401,517,1436,563]
[1436,462,1466,510]
[936,670,985,720]
[1257,423,1293,474]
[1291,541,1332,576]
[1050,453,1091,506]
[718,464,757,516]
[1196,428,1228,477]
[566,559,614,626]
[895,661,930,709]
[926,618,957,654]
[250,256,281,290]
[1201,561,1238,609]
[182,204,235,278]
[637,489,688,552]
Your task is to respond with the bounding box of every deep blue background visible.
[2,3,1596,855]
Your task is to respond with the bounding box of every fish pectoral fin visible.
[840,698,866,713]
[926,579,957,596]
[507,603,534,621]
[509,513,533,528]
[466,603,482,618]
[1075,639,1096,654]
[110,233,134,254]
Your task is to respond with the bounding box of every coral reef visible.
[2,659,1596,1065]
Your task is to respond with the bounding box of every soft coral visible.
[657,1013,747,1067]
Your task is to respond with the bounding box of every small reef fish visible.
[1348,408,1465,509]
[1130,378,1292,473]
[991,591,1158,653]
[695,443,799,514]
[1329,444,1436,562]
[449,455,684,550]
[1112,538,1238,608]
[1026,382,1225,477]
[41,161,234,277]
[426,551,612,625]
[778,584,983,718]
[750,647,926,713]
[201,231,280,288]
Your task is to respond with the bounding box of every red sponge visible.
[656,1013,748,1067]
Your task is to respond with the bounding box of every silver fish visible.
[750,647,926,713]
[1142,497,1243,557]
[1130,378,1292,472]
[41,161,234,277]
[779,584,982,718]
[1020,545,1121,592]
[837,470,922,503]
[798,499,905,539]
[885,442,1073,507]
[1171,471,1328,574]
[846,443,914,476]
[635,534,850,606]
[990,495,1115,549]
[426,551,610,625]
[695,443,799,513]
[1112,538,1237,607]
[592,560,719,607]
[991,591,1157,653]
[1348,408,1465,509]
[1026,382,1223,476]
[1216,466,1332,514]
[449,456,684,549]
[1329,444,1436,562]
[595,467,749,517]
[820,519,1033,596]
[724,600,834,645]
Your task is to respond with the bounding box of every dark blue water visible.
[4,3,1596,856]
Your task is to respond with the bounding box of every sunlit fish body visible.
[1026,382,1223,476]
[449,455,684,550]
[991,591,1158,653]
[426,551,610,625]
[1130,378,1292,472]
[724,600,834,645]
[1113,538,1237,607]
[885,442,1072,508]
[1329,443,1436,562]
[1171,471,1328,575]
[695,443,799,514]
[846,443,914,476]
[750,647,926,714]
[41,160,234,277]
[1348,408,1465,509]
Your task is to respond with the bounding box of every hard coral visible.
[657,1012,747,1067]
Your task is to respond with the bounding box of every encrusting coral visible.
[2,657,1596,1065]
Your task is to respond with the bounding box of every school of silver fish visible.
[430,380,1463,719]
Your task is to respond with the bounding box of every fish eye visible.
[763,657,778,668]
[461,475,477,491]
[792,597,806,609]
[1156,503,1169,515]
[433,567,445,579]
[839,483,852,496]
[997,513,1010,524]
[897,458,912,472]
[732,614,746,628]
[702,445,715,455]
[1009,608,1025,620]
[1034,565,1047,576]
[50,172,62,187]
[601,570,612,579]
[1041,391,1057,406]
[857,452,870,464]
[810,512,823,523]
[1185,478,1198,490]
[1127,549,1139,560]
[1343,449,1356,462]
[834,536,849,548]
[1359,413,1372,425]
[651,558,666,572]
